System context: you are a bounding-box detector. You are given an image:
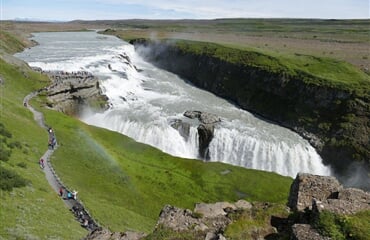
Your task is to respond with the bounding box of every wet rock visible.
[181,110,221,159]
[198,123,214,160]
[170,119,190,140]
[184,110,221,124]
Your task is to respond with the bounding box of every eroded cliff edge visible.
[129,39,370,188]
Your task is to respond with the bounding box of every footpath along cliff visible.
[128,39,370,188]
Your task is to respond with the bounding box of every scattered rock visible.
[85,228,146,240]
[291,224,331,240]
[235,199,253,210]
[194,202,236,218]
[157,205,200,232]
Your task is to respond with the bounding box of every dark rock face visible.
[197,124,214,160]
[183,110,221,159]
[130,40,370,189]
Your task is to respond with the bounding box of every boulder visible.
[184,110,221,124]
[198,123,214,160]
[84,229,146,240]
[338,187,370,203]
[183,110,221,160]
[194,202,236,218]
[291,224,331,240]
[157,205,200,231]
[288,173,342,211]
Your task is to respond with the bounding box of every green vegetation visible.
[144,225,205,240]
[0,58,87,239]
[171,39,370,95]
[314,210,370,240]
[224,203,289,239]
[33,104,292,232]
[0,30,28,54]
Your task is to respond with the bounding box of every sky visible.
[1,0,369,21]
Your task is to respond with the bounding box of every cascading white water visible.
[15,31,331,177]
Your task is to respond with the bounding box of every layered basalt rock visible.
[34,69,109,116]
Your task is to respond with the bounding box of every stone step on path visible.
[24,91,100,232]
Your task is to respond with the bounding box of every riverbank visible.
[128,38,370,189]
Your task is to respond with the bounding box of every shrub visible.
[16,162,27,169]
[313,210,370,240]
[0,165,29,191]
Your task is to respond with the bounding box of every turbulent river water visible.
[16,31,331,177]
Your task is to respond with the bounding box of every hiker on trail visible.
[39,158,45,169]
[67,191,73,199]
[59,187,63,197]
[72,190,78,200]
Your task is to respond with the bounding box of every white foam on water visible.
[16,31,331,178]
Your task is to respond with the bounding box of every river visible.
[15,31,331,177]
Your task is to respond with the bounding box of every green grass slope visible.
[0,30,28,54]
[34,105,292,233]
[0,58,88,239]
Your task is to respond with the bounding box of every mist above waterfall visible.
[15,31,331,178]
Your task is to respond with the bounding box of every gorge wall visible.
[129,39,370,188]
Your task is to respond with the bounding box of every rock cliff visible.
[129,39,370,189]
[33,69,109,116]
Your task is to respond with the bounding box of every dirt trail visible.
[23,91,99,232]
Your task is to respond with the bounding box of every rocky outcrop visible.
[85,229,146,240]
[291,224,331,240]
[154,200,254,240]
[288,173,343,211]
[288,173,370,214]
[170,119,190,140]
[183,110,221,159]
[287,173,370,240]
[130,39,370,189]
[34,69,108,116]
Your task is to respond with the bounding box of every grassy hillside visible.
[30,102,292,233]
[0,30,28,54]
[0,58,88,239]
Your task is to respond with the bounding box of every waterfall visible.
[15,31,331,178]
